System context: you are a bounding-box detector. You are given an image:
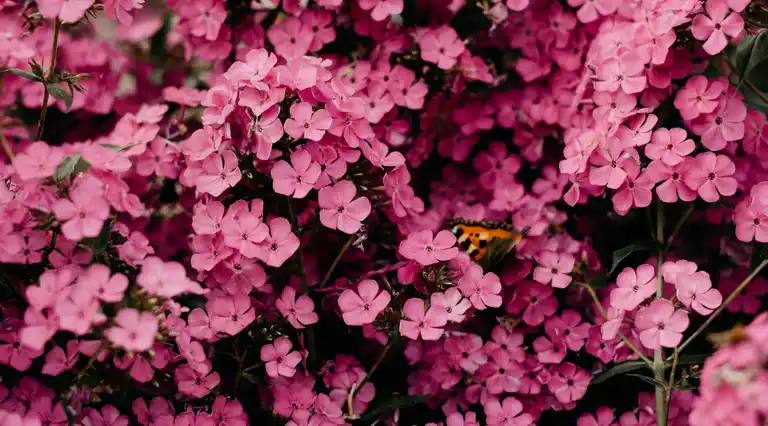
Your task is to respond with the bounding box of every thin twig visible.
[36,18,61,141]
[319,234,355,289]
[664,347,679,412]
[654,200,667,426]
[346,339,395,419]
[673,258,768,358]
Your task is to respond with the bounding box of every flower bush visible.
[2,0,768,424]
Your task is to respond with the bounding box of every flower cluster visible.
[1,0,768,424]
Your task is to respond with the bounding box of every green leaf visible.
[46,83,73,112]
[359,394,430,422]
[80,220,113,258]
[742,31,768,89]
[100,142,141,152]
[6,68,41,82]
[589,273,609,289]
[627,373,667,389]
[608,240,658,276]
[591,360,648,385]
[53,155,90,181]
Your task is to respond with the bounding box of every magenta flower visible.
[252,217,300,267]
[338,279,391,326]
[12,142,64,181]
[676,271,723,315]
[566,0,618,23]
[175,364,220,398]
[398,230,458,266]
[399,298,447,341]
[266,17,313,59]
[276,287,318,329]
[646,159,698,204]
[79,264,129,303]
[507,281,558,326]
[249,105,284,161]
[635,299,690,349]
[260,337,302,378]
[533,250,575,288]
[610,264,657,311]
[318,180,372,234]
[458,264,503,310]
[430,288,471,323]
[418,26,465,70]
[645,128,695,166]
[136,257,207,298]
[37,0,95,23]
[53,186,110,241]
[284,102,332,141]
[735,200,768,243]
[690,99,747,151]
[223,48,277,87]
[546,310,590,351]
[588,137,635,189]
[42,340,78,376]
[611,160,655,216]
[691,0,744,55]
[483,397,534,426]
[221,200,269,258]
[684,152,737,203]
[594,53,647,94]
[195,151,242,197]
[271,150,322,199]
[0,330,43,371]
[207,295,255,336]
[673,76,724,121]
[548,363,590,403]
[358,0,403,21]
[533,334,567,364]
[105,308,158,352]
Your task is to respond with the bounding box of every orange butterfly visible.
[448,219,528,267]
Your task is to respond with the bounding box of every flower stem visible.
[346,338,395,419]
[575,282,652,366]
[319,234,355,289]
[654,199,667,426]
[37,19,61,141]
[0,129,13,161]
[673,258,768,358]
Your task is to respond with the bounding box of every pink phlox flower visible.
[533,250,575,288]
[186,308,215,340]
[614,114,658,148]
[195,151,242,197]
[675,271,723,315]
[429,288,471,323]
[399,229,458,266]
[318,180,372,234]
[337,279,391,326]
[445,333,487,374]
[54,284,105,335]
[271,150,322,199]
[221,199,269,258]
[207,295,255,336]
[267,16,313,59]
[683,152,737,203]
[358,0,403,21]
[533,331,567,364]
[37,0,95,23]
[674,76,725,121]
[105,308,158,352]
[691,0,744,55]
[136,256,207,298]
[458,264,503,310]
[473,142,522,191]
[41,340,79,376]
[645,127,695,166]
[566,0,618,23]
[276,286,319,329]
[661,259,699,285]
[610,264,657,311]
[25,267,76,311]
[306,143,347,188]
[201,78,236,126]
[545,310,590,351]
[83,405,129,426]
[52,185,110,242]
[506,280,558,326]
[249,105,285,161]
[418,26,466,70]
[284,102,332,142]
[483,396,534,426]
[646,159,697,203]
[175,364,220,398]
[12,142,65,181]
[594,53,647,94]
[192,200,226,235]
[79,264,129,303]
[224,48,277,88]
[399,297,447,341]
[210,396,248,426]
[190,233,234,272]
[690,98,747,151]
[182,126,224,162]
[611,159,655,216]
[592,90,637,125]
[261,337,302,378]
[588,137,638,189]
[577,407,616,426]
[735,197,768,243]
[0,330,43,371]
[548,363,590,403]
[635,299,690,349]
[360,138,406,169]
[252,217,300,267]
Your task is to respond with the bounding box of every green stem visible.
[0,129,13,161]
[347,339,395,419]
[665,347,679,414]
[654,200,667,426]
[673,258,768,358]
[318,234,355,289]
[37,19,61,141]
[576,282,652,366]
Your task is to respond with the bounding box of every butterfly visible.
[448,219,528,268]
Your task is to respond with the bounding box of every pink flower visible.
[646,160,697,204]
[358,0,403,21]
[175,364,220,398]
[195,151,242,197]
[588,137,635,189]
[734,199,768,243]
[533,334,567,364]
[676,271,723,315]
[284,102,332,141]
[566,0,618,23]
[105,309,158,352]
[594,53,647,94]
[399,298,447,341]
[276,287,318,329]
[136,257,207,298]
[221,199,269,258]
[338,279,391,326]
[249,105,284,161]
[683,152,737,203]
[610,264,657,311]
[635,299,690,349]
[458,264,503,310]
[267,17,313,59]
[261,337,302,378]
[548,363,590,403]
[690,99,747,151]
[674,76,724,120]
[507,281,558,326]
[691,0,744,55]
[52,186,110,241]
[251,217,300,267]
[224,48,277,87]
[645,128,695,166]
[483,397,534,426]
[271,150,322,199]
[26,267,76,311]
[418,26,466,70]
[79,264,129,303]
[318,180,372,234]
[207,295,255,335]
[398,230,458,266]
[42,340,78,376]
[84,405,129,426]
[533,251,575,288]
[37,0,95,23]
[430,288,471,323]
[611,160,655,216]
[12,142,65,181]
[0,331,43,371]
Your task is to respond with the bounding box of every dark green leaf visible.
[6,68,41,82]
[591,360,648,385]
[80,220,113,258]
[100,142,141,152]
[608,240,658,276]
[359,394,430,422]
[589,273,609,289]
[627,373,667,389]
[46,83,73,112]
[53,155,90,181]
[743,31,768,89]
